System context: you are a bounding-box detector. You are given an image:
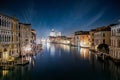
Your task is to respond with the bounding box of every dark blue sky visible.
[0,0,120,37]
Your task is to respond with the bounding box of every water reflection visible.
[80,48,89,60]
[50,44,55,57]
[0,43,120,80]
[46,42,50,51]
[61,44,70,52]
[2,70,8,76]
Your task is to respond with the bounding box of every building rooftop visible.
[0,13,19,21]
[74,31,89,35]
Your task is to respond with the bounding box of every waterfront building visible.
[31,29,36,55]
[50,29,56,37]
[74,31,83,46]
[79,31,90,48]
[94,26,111,50]
[70,34,75,46]
[59,36,71,45]
[49,29,62,43]
[89,29,96,48]
[110,24,120,60]
[0,13,20,61]
[57,32,62,36]
[74,31,90,47]
[19,23,32,56]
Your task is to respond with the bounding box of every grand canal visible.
[0,43,120,80]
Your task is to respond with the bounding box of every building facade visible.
[110,24,120,60]
[79,32,90,48]
[94,31,111,46]
[19,23,32,56]
[94,26,111,50]
[70,34,75,46]
[74,31,90,47]
[31,29,36,55]
[0,13,20,61]
[89,29,96,47]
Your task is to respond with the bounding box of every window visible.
[118,29,120,33]
[118,40,120,48]
[103,33,105,37]
[103,39,105,44]
[92,33,94,36]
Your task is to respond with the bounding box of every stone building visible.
[110,24,120,60]
[19,23,32,56]
[31,29,36,55]
[0,13,20,61]
[94,26,111,50]
[74,31,90,47]
[89,29,96,47]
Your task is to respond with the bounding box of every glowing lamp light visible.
[25,46,31,52]
[66,40,69,44]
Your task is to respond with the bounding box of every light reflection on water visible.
[80,48,89,60]
[0,43,120,80]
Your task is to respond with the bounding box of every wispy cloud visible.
[82,8,107,29]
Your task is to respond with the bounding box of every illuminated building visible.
[59,36,71,45]
[50,29,62,37]
[0,13,20,61]
[94,26,111,50]
[56,32,61,36]
[74,31,90,47]
[50,29,56,37]
[79,32,90,48]
[31,29,36,55]
[49,29,62,43]
[19,23,32,56]
[89,29,96,47]
[110,24,120,60]
[70,34,75,46]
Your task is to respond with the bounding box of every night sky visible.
[0,0,120,37]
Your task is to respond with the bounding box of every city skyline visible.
[0,0,120,37]
[0,0,120,79]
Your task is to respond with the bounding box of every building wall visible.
[31,29,36,54]
[94,31,111,46]
[89,31,95,46]
[19,23,32,56]
[0,14,20,61]
[70,34,75,46]
[110,24,120,60]
[79,34,90,47]
[74,35,80,46]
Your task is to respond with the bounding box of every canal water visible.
[0,43,120,80]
